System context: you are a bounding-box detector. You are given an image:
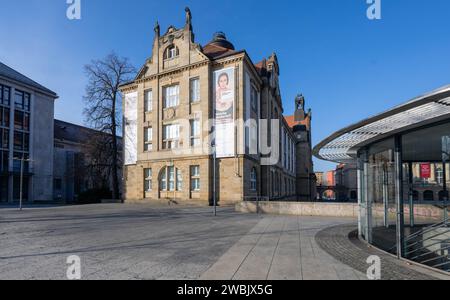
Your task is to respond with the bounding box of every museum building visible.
[120,9,315,205]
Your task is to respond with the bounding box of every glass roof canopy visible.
[313,85,450,163]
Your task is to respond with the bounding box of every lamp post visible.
[13,154,31,211]
[211,140,217,217]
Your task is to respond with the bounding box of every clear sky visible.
[1,0,450,172]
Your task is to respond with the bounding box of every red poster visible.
[420,163,431,179]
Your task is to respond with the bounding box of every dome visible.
[206,32,235,50]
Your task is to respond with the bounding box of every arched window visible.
[423,190,434,201]
[250,168,257,191]
[159,166,182,191]
[164,45,179,60]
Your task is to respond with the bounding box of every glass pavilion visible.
[314,85,450,272]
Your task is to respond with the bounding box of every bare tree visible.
[83,53,135,200]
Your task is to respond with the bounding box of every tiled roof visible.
[0,61,57,97]
[284,115,311,130]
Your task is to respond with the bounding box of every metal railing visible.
[403,219,450,272]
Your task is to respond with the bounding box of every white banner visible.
[124,92,138,165]
[213,67,235,158]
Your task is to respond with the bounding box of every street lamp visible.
[13,154,32,211]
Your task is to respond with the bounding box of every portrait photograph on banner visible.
[213,67,235,158]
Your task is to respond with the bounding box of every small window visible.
[190,119,201,147]
[191,166,200,192]
[144,89,153,112]
[251,86,258,111]
[163,124,179,150]
[144,127,153,152]
[144,168,152,192]
[164,45,179,60]
[250,168,257,191]
[190,78,200,103]
[163,85,180,108]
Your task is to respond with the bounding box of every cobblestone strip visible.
[315,224,447,280]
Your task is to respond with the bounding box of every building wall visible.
[121,10,313,205]
[32,92,55,201]
[0,77,55,203]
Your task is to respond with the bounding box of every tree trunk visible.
[111,94,120,200]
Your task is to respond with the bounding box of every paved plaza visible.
[0,204,447,280]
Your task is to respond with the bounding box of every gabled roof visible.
[0,62,57,97]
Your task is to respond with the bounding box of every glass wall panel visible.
[366,138,397,252]
[401,122,450,271]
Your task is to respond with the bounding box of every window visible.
[0,85,10,106]
[251,86,258,111]
[0,128,9,149]
[191,166,200,191]
[0,107,10,127]
[13,152,29,173]
[14,90,30,111]
[163,124,179,149]
[190,78,200,103]
[436,167,443,185]
[14,131,29,151]
[144,168,152,192]
[176,168,183,191]
[14,110,30,131]
[164,85,179,108]
[424,190,434,201]
[190,119,200,147]
[144,89,153,112]
[159,166,183,192]
[160,169,167,191]
[250,168,257,191]
[0,150,8,173]
[168,166,175,191]
[144,127,153,152]
[164,45,179,60]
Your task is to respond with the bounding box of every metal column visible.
[394,135,405,259]
[408,162,414,228]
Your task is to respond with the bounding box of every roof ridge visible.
[0,61,57,96]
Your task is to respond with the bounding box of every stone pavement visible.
[200,214,367,280]
[0,204,445,280]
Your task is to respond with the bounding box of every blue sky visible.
[1,0,450,172]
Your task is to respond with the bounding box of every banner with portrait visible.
[213,67,235,158]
